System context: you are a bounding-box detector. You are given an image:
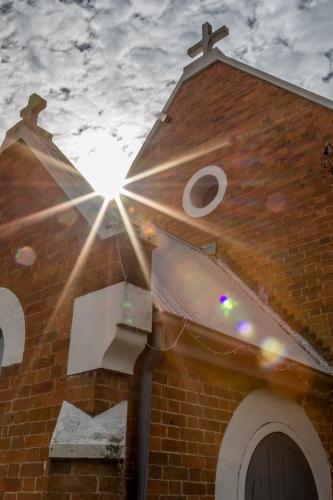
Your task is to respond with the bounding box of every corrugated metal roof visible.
[152,231,332,375]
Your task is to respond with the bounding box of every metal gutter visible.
[135,313,164,499]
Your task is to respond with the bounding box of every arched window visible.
[0,288,25,367]
[245,432,318,500]
[215,390,331,500]
[0,329,4,368]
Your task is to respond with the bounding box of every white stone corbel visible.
[67,281,152,376]
[49,400,127,459]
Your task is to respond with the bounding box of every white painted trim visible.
[215,389,332,500]
[183,49,333,111]
[182,165,227,218]
[0,288,25,366]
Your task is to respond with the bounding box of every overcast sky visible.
[1,0,333,191]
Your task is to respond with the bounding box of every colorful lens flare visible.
[219,295,234,310]
[237,320,254,338]
[266,193,286,213]
[15,246,36,266]
[260,337,286,366]
[57,208,78,226]
[122,300,132,310]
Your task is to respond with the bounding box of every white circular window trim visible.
[0,287,25,366]
[182,165,227,218]
[215,389,332,500]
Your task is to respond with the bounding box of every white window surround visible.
[0,287,25,367]
[182,165,227,218]
[215,389,332,500]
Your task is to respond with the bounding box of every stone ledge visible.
[49,400,127,460]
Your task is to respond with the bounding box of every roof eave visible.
[155,309,333,397]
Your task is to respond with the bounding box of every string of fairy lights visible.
[115,230,332,399]
[115,232,128,283]
[146,320,188,352]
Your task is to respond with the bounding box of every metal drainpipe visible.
[135,314,163,500]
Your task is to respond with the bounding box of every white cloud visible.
[1,0,333,191]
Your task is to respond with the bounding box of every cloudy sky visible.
[1,0,333,193]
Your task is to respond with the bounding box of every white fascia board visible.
[0,123,123,239]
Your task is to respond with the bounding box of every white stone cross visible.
[188,22,229,58]
[20,93,47,127]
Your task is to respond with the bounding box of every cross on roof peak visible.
[20,93,47,127]
[188,22,229,58]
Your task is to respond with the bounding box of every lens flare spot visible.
[237,320,254,338]
[141,221,156,240]
[219,295,234,310]
[15,246,36,266]
[260,337,286,366]
[122,300,132,310]
[266,193,286,213]
[57,208,78,226]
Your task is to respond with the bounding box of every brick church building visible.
[0,22,333,499]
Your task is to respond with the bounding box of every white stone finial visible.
[20,93,47,127]
[187,22,229,58]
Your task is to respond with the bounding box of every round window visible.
[182,165,227,218]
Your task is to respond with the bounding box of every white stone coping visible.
[130,47,333,174]
[183,48,333,111]
[50,400,127,460]
[215,389,332,500]
[0,287,25,367]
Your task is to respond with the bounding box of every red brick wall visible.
[47,460,125,500]
[147,354,333,499]
[1,61,333,499]
[129,61,333,350]
[0,142,148,498]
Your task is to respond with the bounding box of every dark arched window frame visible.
[245,431,319,500]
